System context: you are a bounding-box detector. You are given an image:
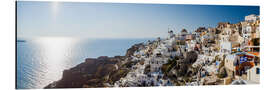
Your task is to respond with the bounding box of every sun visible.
[51,2,60,17]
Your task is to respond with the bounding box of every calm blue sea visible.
[16,37,153,89]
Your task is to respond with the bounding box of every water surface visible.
[16,37,152,89]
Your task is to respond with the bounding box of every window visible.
[256,68,260,74]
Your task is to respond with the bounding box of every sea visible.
[16,37,153,89]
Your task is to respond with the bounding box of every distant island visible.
[45,14,260,88]
[17,40,26,42]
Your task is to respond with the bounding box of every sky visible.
[17,1,259,38]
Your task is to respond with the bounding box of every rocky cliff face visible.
[45,44,143,88]
[125,43,144,57]
[161,51,198,85]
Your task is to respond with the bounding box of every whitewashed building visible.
[245,14,259,22]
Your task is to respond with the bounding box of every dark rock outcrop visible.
[45,56,121,88]
[217,66,227,78]
[184,51,198,65]
[162,51,198,83]
[125,43,145,57]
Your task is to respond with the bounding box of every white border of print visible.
[1,0,269,90]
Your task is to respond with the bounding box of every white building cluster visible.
[114,14,260,87]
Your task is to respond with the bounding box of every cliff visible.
[45,44,142,88]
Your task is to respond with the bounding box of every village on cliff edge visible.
[46,14,260,88]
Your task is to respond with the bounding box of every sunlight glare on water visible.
[17,37,151,89]
[31,37,79,88]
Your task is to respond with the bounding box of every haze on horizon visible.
[17,1,259,39]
